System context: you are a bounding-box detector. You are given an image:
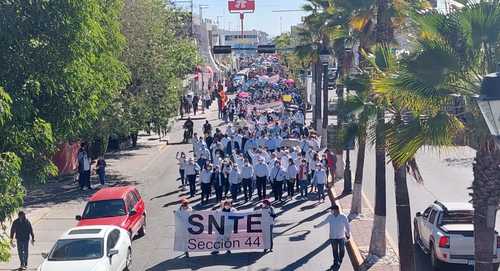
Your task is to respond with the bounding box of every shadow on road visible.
[279,240,330,271]
[145,251,265,271]
[275,208,330,237]
[150,190,181,201]
[414,244,473,271]
[24,173,136,208]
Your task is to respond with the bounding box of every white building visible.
[218,30,269,47]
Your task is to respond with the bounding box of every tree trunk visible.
[376,0,394,44]
[369,108,387,257]
[472,141,500,271]
[350,128,367,217]
[322,64,329,147]
[394,162,417,271]
[315,62,322,132]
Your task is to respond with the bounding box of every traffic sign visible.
[257,45,276,54]
[228,0,255,13]
[213,46,232,54]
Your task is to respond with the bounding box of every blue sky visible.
[174,0,309,37]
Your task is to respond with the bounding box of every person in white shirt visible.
[221,135,230,156]
[191,134,198,154]
[233,152,245,169]
[228,164,241,202]
[254,158,270,200]
[197,147,210,169]
[185,158,201,198]
[312,163,327,202]
[200,164,213,204]
[314,205,351,270]
[286,159,298,198]
[233,132,243,152]
[212,154,222,168]
[269,160,286,201]
[240,159,254,202]
[300,138,310,155]
[77,145,92,190]
[280,150,290,170]
[176,152,188,188]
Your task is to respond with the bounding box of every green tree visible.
[0,87,25,261]
[0,0,129,181]
[118,0,200,141]
[384,2,500,269]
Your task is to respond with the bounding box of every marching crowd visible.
[177,87,340,207]
[175,59,352,270]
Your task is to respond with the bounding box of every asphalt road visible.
[357,145,500,271]
[123,109,353,271]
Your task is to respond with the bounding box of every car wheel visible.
[124,247,132,271]
[430,244,443,271]
[413,226,423,252]
[138,215,146,237]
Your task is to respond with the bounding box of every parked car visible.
[38,225,131,271]
[77,186,146,239]
[414,201,500,270]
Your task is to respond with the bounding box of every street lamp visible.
[477,69,500,148]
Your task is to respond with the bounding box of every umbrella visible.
[281,139,301,148]
[238,92,251,98]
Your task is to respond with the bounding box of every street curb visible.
[327,185,364,271]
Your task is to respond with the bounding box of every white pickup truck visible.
[413,201,500,270]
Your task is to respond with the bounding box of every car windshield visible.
[440,210,474,225]
[82,199,126,219]
[48,238,103,261]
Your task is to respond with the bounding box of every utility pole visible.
[240,13,244,36]
[170,0,194,36]
[199,4,209,24]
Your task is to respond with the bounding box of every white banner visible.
[174,210,272,252]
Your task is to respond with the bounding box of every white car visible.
[414,201,500,270]
[37,226,132,271]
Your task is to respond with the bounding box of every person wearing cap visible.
[255,199,276,253]
[269,160,286,202]
[200,164,213,205]
[254,157,270,200]
[174,198,193,257]
[211,200,236,255]
[312,163,327,202]
[185,158,200,198]
[314,205,351,270]
[10,211,34,270]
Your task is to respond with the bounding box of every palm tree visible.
[377,2,500,269]
[342,74,376,217]
[370,44,465,271]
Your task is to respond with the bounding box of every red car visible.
[76,186,146,239]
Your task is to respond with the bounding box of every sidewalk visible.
[331,180,399,271]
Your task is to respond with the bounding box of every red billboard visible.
[228,0,255,13]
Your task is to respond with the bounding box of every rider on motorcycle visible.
[183,117,194,141]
